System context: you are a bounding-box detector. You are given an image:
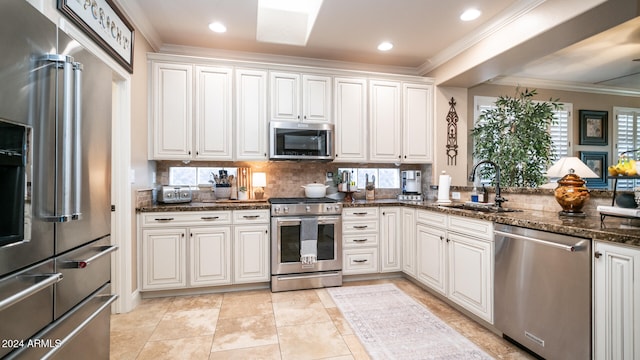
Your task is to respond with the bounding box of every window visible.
[614,107,640,190]
[337,168,400,189]
[473,96,572,184]
[169,167,237,186]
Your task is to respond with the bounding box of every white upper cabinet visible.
[402,83,433,163]
[369,80,401,162]
[195,66,233,160]
[270,71,331,123]
[150,62,233,160]
[236,69,268,161]
[151,62,193,160]
[334,77,367,162]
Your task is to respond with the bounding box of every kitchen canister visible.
[437,171,452,204]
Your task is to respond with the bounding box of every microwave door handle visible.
[72,62,83,220]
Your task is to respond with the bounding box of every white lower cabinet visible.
[342,207,379,274]
[234,224,270,283]
[380,207,402,272]
[413,210,494,323]
[594,240,640,360]
[401,208,417,277]
[140,210,269,291]
[142,228,187,290]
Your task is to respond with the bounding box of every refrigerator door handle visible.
[40,54,82,223]
[72,61,83,220]
[0,273,63,312]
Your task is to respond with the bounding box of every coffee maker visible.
[401,170,422,194]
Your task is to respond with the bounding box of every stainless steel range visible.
[270,198,342,292]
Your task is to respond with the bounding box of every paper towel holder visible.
[436,171,452,204]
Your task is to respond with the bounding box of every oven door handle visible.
[275,216,341,226]
[0,273,63,312]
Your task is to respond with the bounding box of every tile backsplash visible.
[155,160,431,201]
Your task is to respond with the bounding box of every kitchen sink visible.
[438,203,522,213]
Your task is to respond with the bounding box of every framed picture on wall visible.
[580,151,608,188]
[579,110,608,145]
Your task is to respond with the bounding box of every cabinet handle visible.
[243,215,260,219]
[201,216,219,220]
[353,259,368,263]
[353,239,368,242]
[188,151,191,155]
[439,236,444,241]
[154,217,174,222]
[353,225,368,230]
[398,155,401,159]
[383,212,386,215]
[404,155,407,159]
[335,154,338,157]
[594,251,602,259]
[446,238,450,243]
[353,212,368,216]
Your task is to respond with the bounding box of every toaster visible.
[158,186,193,203]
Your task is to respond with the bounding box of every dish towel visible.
[300,218,318,265]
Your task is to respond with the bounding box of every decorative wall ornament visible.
[446,97,459,165]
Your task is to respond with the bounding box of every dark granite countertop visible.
[137,199,640,247]
[137,201,270,212]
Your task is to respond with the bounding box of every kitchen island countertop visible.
[137,199,640,247]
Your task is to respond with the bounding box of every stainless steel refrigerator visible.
[0,0,117,358]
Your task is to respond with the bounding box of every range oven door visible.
[271,215,342,274]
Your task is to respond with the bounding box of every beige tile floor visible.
[110,278,534,360]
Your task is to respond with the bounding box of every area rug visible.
[327,283,494,360]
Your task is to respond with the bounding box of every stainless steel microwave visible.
[269,121,334,160]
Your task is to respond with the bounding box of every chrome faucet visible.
[469,160,507,208]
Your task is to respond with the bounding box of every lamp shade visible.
[252,172,267,187]
[546,157,598,178]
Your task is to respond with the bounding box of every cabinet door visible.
[233,224,270,283]
[334,77,367,162]
[270,71,300,121]
[402,83,433,163]
[369,80,401,162]
[447,231,493,323]
[401,208,417,277]
[189,227,232,287]
[416,223,446,295]
[151,62,192,160]
[141,228,186,290]
[380,207,401,272]
[236,69,268,160]
[302,74,331,123]
[594,241,640,360]
[194,66,233,160]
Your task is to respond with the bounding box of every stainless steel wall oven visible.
[270,198,342,292]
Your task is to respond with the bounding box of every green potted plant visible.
[238,186,248,201]
[471,88,561,187]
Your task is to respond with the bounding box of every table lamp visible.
[252,172,267,199]
[546,157,598,217]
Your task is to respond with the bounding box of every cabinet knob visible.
[188,151,191,155]
[446,238,450,243]
[594,251,602,259]
[439,236,444,241]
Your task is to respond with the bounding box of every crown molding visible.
[488,76,640,97]
[158,44,422,76]
[111,0,161,51]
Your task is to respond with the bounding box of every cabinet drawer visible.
[342,220,379,234]
[343,233,379,247]
[141,211,232,227]
[448,215,493,240]
[416,209,447,228]
[233,210,270,224]
[343,248,378,274]
[343,207,379,220]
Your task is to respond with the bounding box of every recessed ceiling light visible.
[209,22,227,33]
[378,42,393,51]
[460,8,481,21]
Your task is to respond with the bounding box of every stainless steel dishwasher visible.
[494,224,591,359]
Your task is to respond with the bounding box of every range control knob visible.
[273,207,280,214]
[283,206,289,214]
[305,206,311,212]
[334,205,341,211]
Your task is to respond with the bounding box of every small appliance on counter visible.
[401,170,422,194]
[158,185,193,203]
